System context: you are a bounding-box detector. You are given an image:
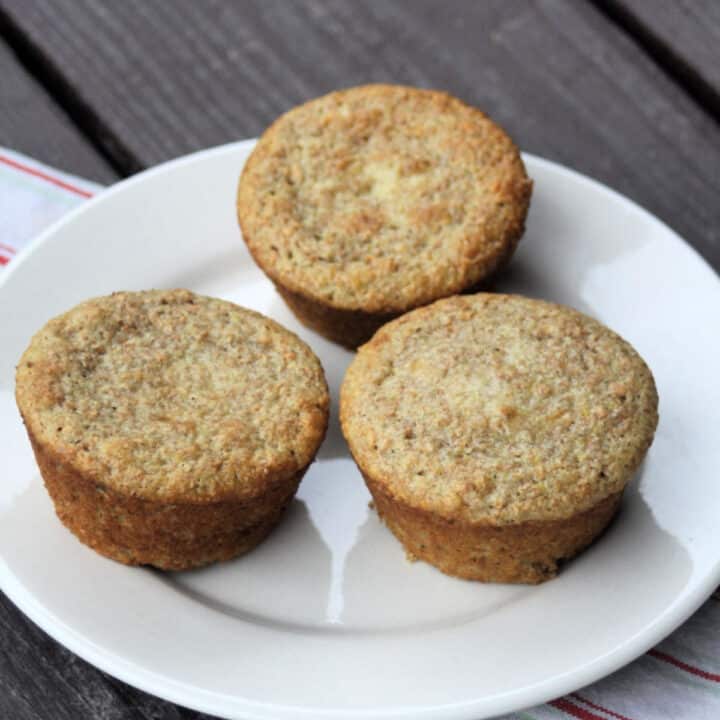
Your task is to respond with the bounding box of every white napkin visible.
[0,148,101,264]
[1,148,718,720]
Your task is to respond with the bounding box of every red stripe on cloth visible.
[649,649,720,682]
[0,255,9,266]
[572,693,634,720]
[0,242,16,254]
[0,154,94,198]
[549,698,606,720]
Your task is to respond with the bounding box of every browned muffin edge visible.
[27,424,307,570]
[365,471,623,584]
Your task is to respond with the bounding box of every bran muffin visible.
[340,294,658,583]
[15,290,329,570]
[237,84,532,348]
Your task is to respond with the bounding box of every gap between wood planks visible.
[0,4,142,177]
[1,0,718,178]
[592,0,720,127]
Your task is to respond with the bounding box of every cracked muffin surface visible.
[341,293,658,582]
[237,84,531,346]
[341,293,658,526]
[15,290,329,569]
[17,290,329,503]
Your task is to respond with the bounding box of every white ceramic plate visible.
[1,140,719,720]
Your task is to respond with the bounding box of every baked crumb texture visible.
[341,293,658,583]
[238,84,532,348]
[16,289,329,570]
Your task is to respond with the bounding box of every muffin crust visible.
[341,294,658,582]
[16,290,329,569]
[238,84,532,347]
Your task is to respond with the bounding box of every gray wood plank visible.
[0,0,718,268]
[0,38,115,182]
[600,0,720,114]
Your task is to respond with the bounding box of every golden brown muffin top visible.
[238,84,531,313]
[16,290,329,503]
[341,294,658,524]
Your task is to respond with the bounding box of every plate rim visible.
[1,139,719,720]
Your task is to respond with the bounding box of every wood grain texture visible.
[600,0,720,115]
[0,0,719,267]
[0,39,114,181]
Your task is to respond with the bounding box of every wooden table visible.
[0,2,718,718]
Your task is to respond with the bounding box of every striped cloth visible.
[1,149,718,720]
[0,149,100,264]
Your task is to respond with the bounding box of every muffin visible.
[237,84,532,348]
[15,290,329,570]
[340,294,658,583]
